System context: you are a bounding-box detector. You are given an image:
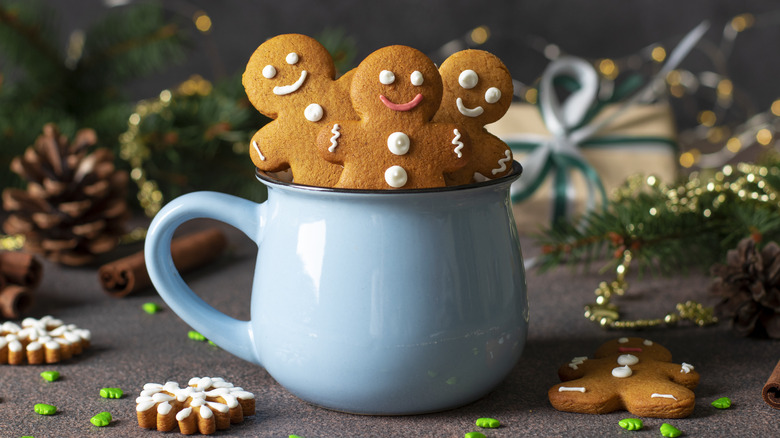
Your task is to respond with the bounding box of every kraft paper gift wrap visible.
[487,101,678,232]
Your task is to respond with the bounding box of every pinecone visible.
[2,124,129,266]
[710,237,780,338]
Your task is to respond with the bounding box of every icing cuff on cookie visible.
[252,141,266,161]
[452,129,464,158]
[328,124,341,152]
[491,150,512,175]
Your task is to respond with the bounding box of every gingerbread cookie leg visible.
[622,384,697,418]
[548,382,624,414]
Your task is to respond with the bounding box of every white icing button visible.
[410,71,424,86]
[617,354,639,366]
[611,365,633,378]
[379,70,395,85]
[286,52,299,65]
[387,132,410,155]
[643,339,653,346]
[262,65,276,79]
[384,165,408,188]
[458,69,478,89]
[618,337,629,343]
[304,103,324,122]
[485,87,501,104]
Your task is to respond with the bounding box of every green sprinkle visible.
[90,411,112,427]
[475,417,500,428]
[289,435,305,438]
[465,433,486,438]
[40,371,60,382]
[660,423,681,438]
[208,340,217,346]
[34,403,57,415]
[188,330,206,341]
[99,387,123,399]
[142,302,161,314]
[446,376,458,385]
[712,396,732,409]
[619,418,643,431]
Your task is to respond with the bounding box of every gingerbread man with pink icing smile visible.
[317,45,470,190]
[548,337,699,418]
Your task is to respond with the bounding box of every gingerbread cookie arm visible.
[557,356,595,381]
[317,121,352,165]
[438,124,470,173]
[659,361,700,390]
[249,122,290,171]
[476,133,513,179]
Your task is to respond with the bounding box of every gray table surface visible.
[1,219,778,437]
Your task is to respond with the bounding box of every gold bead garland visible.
[584,249,718,329]
[119,75,214,217]
[582,160,780,330]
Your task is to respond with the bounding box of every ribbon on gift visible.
[507,21,710,225]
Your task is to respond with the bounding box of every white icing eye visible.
[618,337,629,343]
[410,71,424,86]
[262,65,277,79]
[379,70,395,85]
[458,69,478,89]
[286,52,299,65]
[643,339,653,346]
[485,87,501,104]
[304,103,324,122]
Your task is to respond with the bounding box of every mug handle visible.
[144,191,264,365]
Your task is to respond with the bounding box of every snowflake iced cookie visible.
[548,337,699,418]
[318,44,469,189]
[243,33,357,187]
[0,316,91,365]
[433,49,514,185]
[135,377,255,435]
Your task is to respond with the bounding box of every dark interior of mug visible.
[256,161,523,194]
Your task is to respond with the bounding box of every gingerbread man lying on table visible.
[548,337,699,418]
[317,45,469,190]
[433,49,514,186]
[243,33,356,187]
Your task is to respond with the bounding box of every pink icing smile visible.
[618,347,643,352]
[379,93,423,111]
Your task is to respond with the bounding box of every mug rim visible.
[255,161,522,194]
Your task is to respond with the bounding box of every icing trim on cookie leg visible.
[456,97,484,117]
[252,141,266,161]
[273,70,308,95]
[558,386,586,393]
[651,393,678,401]
[451,129,464,158]
[491,150,512,175]
[328,124,341,152]
[379,94,423,111]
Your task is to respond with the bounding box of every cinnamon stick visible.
[0,251,43,288]
[99,227,227,297]
[0,285,34,318]
[763,359,780,409]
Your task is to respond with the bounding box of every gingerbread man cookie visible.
[317,45,469,189]
[243,34,356,187]
[433,50,513,186]
[548,337,699,418]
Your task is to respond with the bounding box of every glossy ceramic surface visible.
[145,162,528,414]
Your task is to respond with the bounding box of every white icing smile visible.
[456,97,484,117]
[273,70,308,95]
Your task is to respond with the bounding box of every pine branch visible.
[0,1,65,80]
[534,159,780,274]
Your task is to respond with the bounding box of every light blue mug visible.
[145,162,528,415]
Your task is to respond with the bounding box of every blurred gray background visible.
[45,0,779,112]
